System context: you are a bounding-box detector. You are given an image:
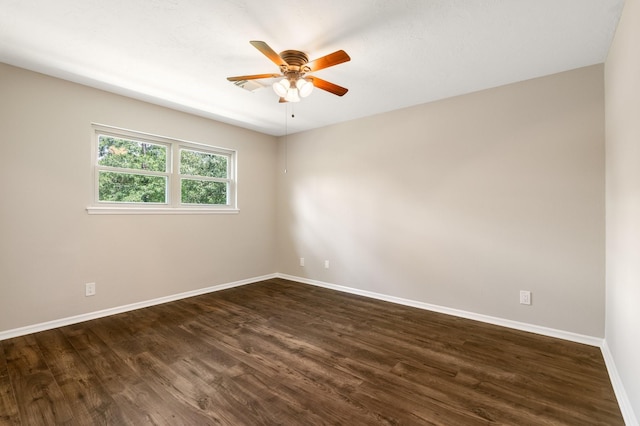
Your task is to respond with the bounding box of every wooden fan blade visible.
[278,97,288,103]
[227,73,280,81]
[307,77,348,96]
[250,40,288,67]
[306,50,350,72]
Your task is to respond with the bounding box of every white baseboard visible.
[2,272,602,347]
[0,271,604,346]
[601,341,639,426]
[0,273,277,341]
[276,273,603,347]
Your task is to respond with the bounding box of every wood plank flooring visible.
[0,278,624,425]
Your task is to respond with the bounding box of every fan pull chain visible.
[284,104,296,174]
[284,104,288,174]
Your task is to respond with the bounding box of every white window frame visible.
[87,124,238,215]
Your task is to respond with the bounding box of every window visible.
[88,124,237,214]
[180,148,228,205]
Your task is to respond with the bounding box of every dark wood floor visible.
[0,278,623,425]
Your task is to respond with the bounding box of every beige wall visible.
[0,61,609,340]
[0,63,278,332]
[277,65,605,337]
[605,0,640,420]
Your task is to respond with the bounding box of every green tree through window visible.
[98,136,167,203]
[180,149,228,205]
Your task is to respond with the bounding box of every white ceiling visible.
[0,0,624,136]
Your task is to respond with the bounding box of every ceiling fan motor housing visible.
[279,50,310,71]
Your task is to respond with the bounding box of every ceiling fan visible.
[227,41,351,103]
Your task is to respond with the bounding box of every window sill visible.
[86,206,240,215]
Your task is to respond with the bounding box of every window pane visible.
[180,149,227,178]
[98,135,166,172]
[99,171,167,203]
[181,179,227,205]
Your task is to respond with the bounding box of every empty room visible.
[0,1,638,424]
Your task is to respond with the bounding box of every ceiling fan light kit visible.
[228,40,350,103]
[273,78,313,102]
[285,84,301,102]
[272,78,290,97]
[297,79,313,97]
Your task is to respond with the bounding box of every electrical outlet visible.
[324,260,330,269]
[299,257,305,267]
[519,290,531,305]
[85,282,96,297]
